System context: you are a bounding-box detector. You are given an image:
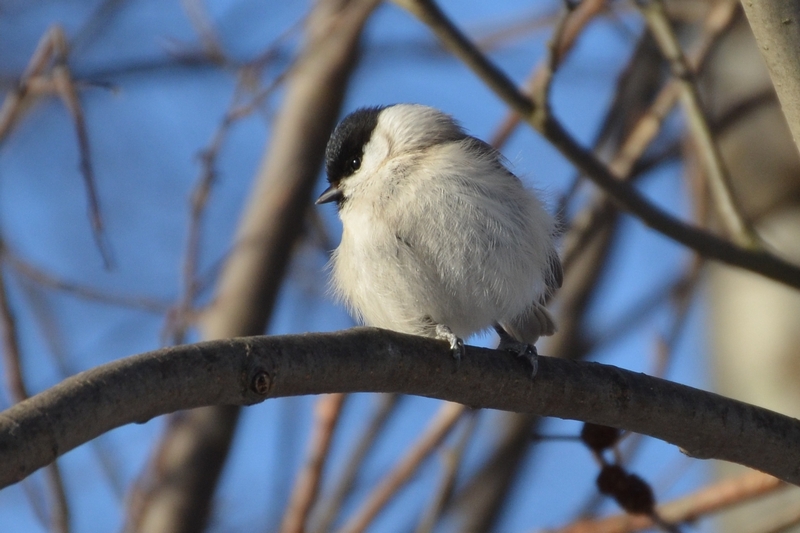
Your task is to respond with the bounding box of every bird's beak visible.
[316,184,343,205]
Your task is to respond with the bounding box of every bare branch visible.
[2,328,800,490]
[391,0,800,291]
[638,0,757,247]
[414,410,479,533]
[336,402,466,533]
[0,27,114,268]
[311,394,401,533]
[0,263,71,532]
[554,470,782,533]
[281,393,347,533]
[4,252,168,313]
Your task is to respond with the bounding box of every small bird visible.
[317,104,561,372]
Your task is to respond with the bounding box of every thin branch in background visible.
[473,5,562,52]
[311,394,402,533]
[0,261,71,533]
[414,410,480,533]
[651,258,702,379]
[530,0,578,112]
[0,27,60,141]
[0,26,113,268]
[165,37,294,345]
[15,276,127,499]
[336,402,467,533]
[49,29,113,269]
[555,470,783,533]
[281,393,348,533]
[583,268,696,354]
[19,477,51,531]
[0,271,29,404]
[638,0,758,248]
[181,0,226,64]
[489,0,607,148]
[392,0,800,290]
[4,251,168,313]
[70,0,134,54]
[562,0,741,273]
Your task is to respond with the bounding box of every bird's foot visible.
[435,324,465,361]
[497,336,539,378]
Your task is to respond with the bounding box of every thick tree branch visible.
[740,1,800,158]
[2,328,799,490]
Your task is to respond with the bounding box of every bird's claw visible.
[435,324,465,361]
[499,338,539,378]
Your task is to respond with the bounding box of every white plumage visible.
[318,104,560,350]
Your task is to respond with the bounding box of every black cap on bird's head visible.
[316,106,385,205]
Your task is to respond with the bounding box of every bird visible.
[316,104,561,373]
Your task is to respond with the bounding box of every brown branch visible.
[638,0,757,247]
[3,329,800,489]
[281,393,347,533]
[489,0,606,148]
[552,470,782,533]
[0,26,113,268]
[414,410,479,533]
[4,251,168,314]
[391,0,800,291]
[49,29,113,269]
[336,402,466,533]
[311,394,401,533]
[0,263,71,533]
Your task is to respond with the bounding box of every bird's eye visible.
[348,156,361,173]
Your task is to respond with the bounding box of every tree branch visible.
[2,328,800,490]
[740,1,800,159]
[391,0,800,291]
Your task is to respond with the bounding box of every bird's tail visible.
[500,302,557,345]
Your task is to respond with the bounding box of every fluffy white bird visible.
[317,104,561,368]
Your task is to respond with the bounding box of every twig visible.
[0,262,71,533]
[4,251,168,313]
[583,268,697,353]
[50,29,114,268]
[281,393,347,533]
[552,470,783,533]
[638,0,757,248]
[563,0,740,272]
[531,1,577,111]
[181,0,226,63]
[336,402,467,533]
[0,26,113,268]
[474,6,563,52]
[166,54,291,344]
[391,0,800,290]
[0,269,29,403]
[490,0,607,148]
[414,410,479,533]
[311,394,402,533]
[16,275,127,500]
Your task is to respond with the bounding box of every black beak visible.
[316,184,343,205]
